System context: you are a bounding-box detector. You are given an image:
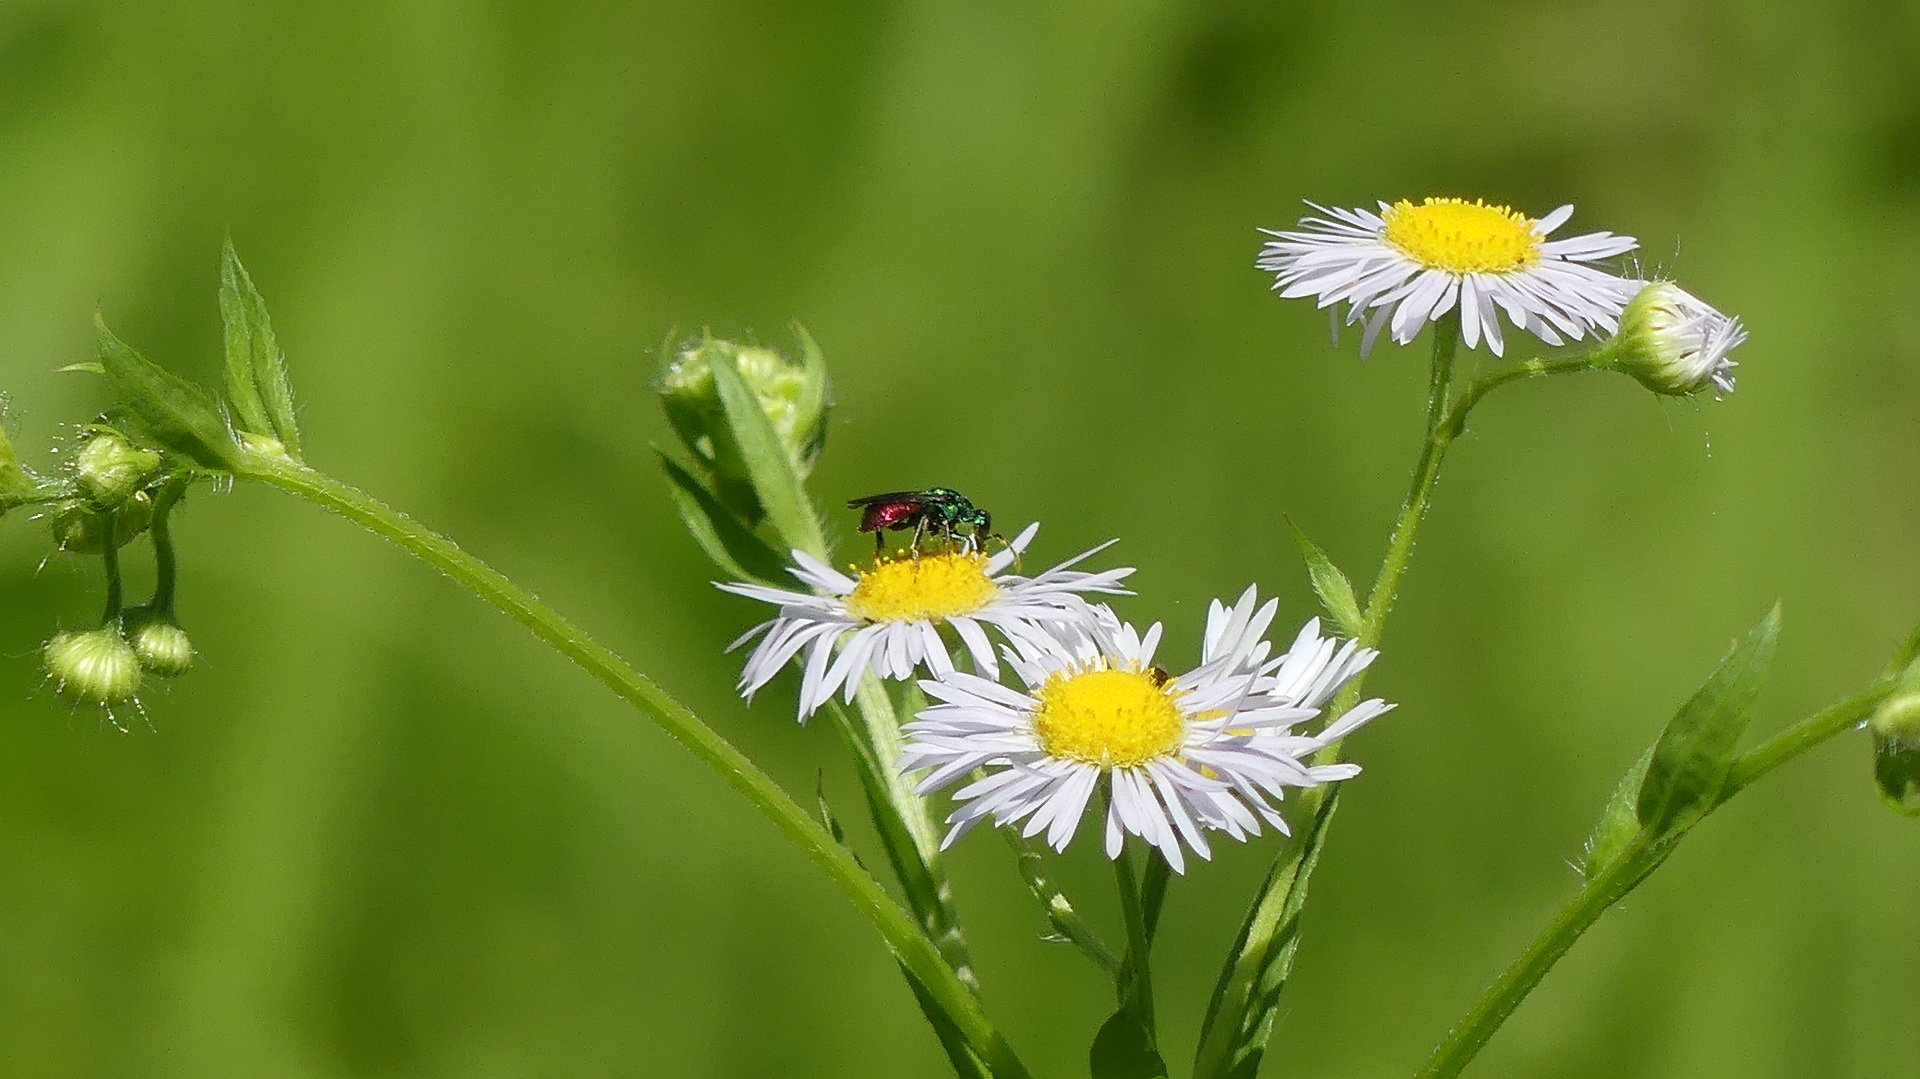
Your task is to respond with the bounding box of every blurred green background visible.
[3,1,1917,1076]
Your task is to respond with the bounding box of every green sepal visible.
[657,449,790,585]
[1287,518,1364,639]
[0,405,34,513]
[219,241,303,459]
[790,322,832,473]
[95,314,239,470]
[1581,745,1655,879]
[1872,734,1920,817]
[1090,1009,1170,1079]
[706,343,827,558]
[1636,604,1781,836]
[1192,790,1340,1079]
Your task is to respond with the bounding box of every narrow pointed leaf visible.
[1637,604,1780,835]
[817,778,988,1079]
[1193,790,1339,1079]
[96,315,239,470]
[658,450,789,584]
[219,241,303,458]
[706,347,827,557]
[1288,519,1364,638]
[1004,831,1120,975]
[1090,1010,1169,1079]
[1581,745,1655,879]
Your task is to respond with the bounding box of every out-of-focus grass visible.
[1,2,1917,1076]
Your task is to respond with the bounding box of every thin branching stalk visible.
[1414,682,1894,1079]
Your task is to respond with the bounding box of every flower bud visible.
[0,421,33,519]
[44,626,143,706]
[50,492,152,553]
[659,333,831,499]
[1601,281,1746,397]
[125,609,195,677]
[74,431,161,508]
[1870,678,1920,817]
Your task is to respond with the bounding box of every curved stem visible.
[1415,681,1893,1079]
[149,479,189,616]
[98,512,123,623]
[233,453,1029,1079]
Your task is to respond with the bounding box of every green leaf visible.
[1004,831,1120,975]
[657,450,790,584]
[1089,1010,1169,1079]
[706,345,827,558]
[1580,745,1654,879]
[817,777,989,1079]
[95,314,239,470]
[1637,604,1781,836]
[1287,518,1364,638]
[219,241,303,458]
[1193,790,1340,1079]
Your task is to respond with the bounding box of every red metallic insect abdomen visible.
[858,501,922,533]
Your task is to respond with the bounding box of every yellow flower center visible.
[844,551,999,623]
[1381,197,1541,275]
[1032,666,1184,769]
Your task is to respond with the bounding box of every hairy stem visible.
[98,512,123,623]
[235,453,1028,1079]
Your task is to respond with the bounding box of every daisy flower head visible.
[1256,198,1640,357]
[718,523,1134,721]
[901,587,1394,873]
[1602,279,1746,397]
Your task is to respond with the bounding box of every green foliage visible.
[94,315,239,470]
[1193,791,1340,1079]
[1089,1010,1169,1079]
[657,450,790,584]
[219,241,304,459]
[1288,518,1365,638]
[704,341,828,557]
[1636,605,1781,835]
[1582,746,1656,879]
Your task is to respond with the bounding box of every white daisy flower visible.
[1602,279,1746,396]
[1256,197,1640,357]
[719,523,1134,721]
[900,587,1394,873]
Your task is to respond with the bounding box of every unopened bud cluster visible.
[1599,281,1747,397]
[659,332,830,522]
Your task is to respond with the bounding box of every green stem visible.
[234,453,1029,1079]
[98,512,123,623]
[1140,849,1171,946]
[1112,837,1157,1036]
[149,479,189,616]
[1414,683,1893,1079]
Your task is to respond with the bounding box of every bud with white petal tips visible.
[1599,280,1746,397]
[44,626,143,706]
